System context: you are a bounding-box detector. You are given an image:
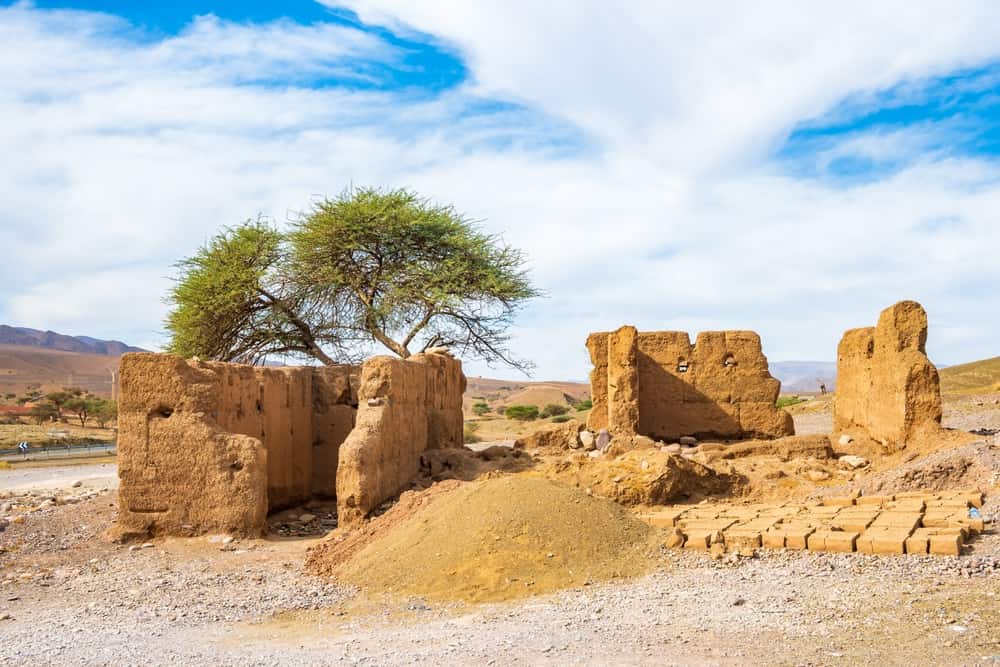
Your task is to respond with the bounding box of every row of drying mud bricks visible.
[640,491,986,557]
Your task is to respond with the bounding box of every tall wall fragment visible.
[833,300,942,449]
[587,328,793,441]
[336,351,465,526]
[114,354,357,539]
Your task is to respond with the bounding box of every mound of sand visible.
[308,476,655,602]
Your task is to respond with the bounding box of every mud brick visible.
[894,491,937,500]
[856,495,893,506]
[863,528,911,555]
[962,491,984,509]
[723,529,761,554]
[820,497,854,507]
[904,529,937,555]
[806,531,828,551]
[683,530,711,550]
[677,519,736,532]
[888,500,926,513]
[636,511,684,528]
[925,500,971,511]
[929,533,962,556]
[824,530,858,553]
[730,518,778,533]
[921,512,967,529]
[955,517,985,533]
[870,512,922,533]
[783,526,815,550]
[829,513,878,532]
[762,530,786,549]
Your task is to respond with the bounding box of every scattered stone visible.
[679,436,698,447]
[297,513,316,523]
[839,455,869,469]
[808,469,832,482]
[580,430,595,451]
[596,429,611,451]
[72,481,83,488]
[838,434,854,446]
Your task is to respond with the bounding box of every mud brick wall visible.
[833,300,943,450]
[114,354,357,538]
[336,351,465,526]
[587,327,793,441]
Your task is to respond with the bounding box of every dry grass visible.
[0,423,114,448]
[939,355,1000,394]
[467,410,590,442]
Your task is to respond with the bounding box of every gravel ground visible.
[1,398,999,665]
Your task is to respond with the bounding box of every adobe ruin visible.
[587,326,794,441]
[113,349,464,538]
[833,300,943,450]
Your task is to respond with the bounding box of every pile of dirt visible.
[307,476,656,602]
[538,449,743,506]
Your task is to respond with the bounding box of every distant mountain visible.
[769,361,837,394]
[0,325,145,356]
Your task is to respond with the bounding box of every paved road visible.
[0,443,116,462]
[0,462,119,493]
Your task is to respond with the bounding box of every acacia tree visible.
[166,188,539,372]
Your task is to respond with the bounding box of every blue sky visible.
[2,1,999,379]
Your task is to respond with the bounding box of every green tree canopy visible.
[166,187,540,371]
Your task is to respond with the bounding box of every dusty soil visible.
[0,396,998,665]
[311,476,655,602]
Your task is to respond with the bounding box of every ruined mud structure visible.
[114,350,463,538]
[587,326,794,441]
[834,300,943,450]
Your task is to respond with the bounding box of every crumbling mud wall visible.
[834,301,943,450]
[588,326,793,441]
[336,351,465,526]
[114,354,357,539]
[311,366,359,497]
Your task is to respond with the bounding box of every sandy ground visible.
[1,402,998,665]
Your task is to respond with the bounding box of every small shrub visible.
[776,396,807,409]
[574,398,593,411]
[540,403,569,418]
[504,404,539,421]
[472,401,491,416]
[550,415,573,423]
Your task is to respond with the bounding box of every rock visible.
[679,436,698,447]
[579,430,595,450]
[838,434,854,446]
[298,513,316,523]
[0,518,8,532]
[514,420,584,451]
[596,429,611,451]
[839,455,869,469]
[140,542,154,549]
[0,613,11,621]
[587,451,602,459]
[72,480,83,488]
[640,460,650,470]
[808,469,831,482]
[661,444,681,454]
[709,542,726,559]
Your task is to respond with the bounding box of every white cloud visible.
[1,2,999,379]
